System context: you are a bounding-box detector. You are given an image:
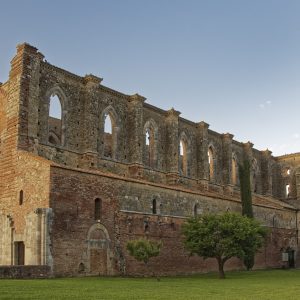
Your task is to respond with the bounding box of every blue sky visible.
[1,0,300,156]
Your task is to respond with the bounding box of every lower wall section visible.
[48,166,299,277]
[0,265,51,279]
[118,212,298,276]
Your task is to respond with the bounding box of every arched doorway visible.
[87,224,113,275]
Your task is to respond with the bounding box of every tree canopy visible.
[182,212,267,278]
[126,238,161,265]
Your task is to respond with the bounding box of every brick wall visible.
[49,165,298,276]
[0,265,51,279]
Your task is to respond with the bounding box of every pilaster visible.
[165,108,180,179]
[222,133,234,185]
[196,121,210,180]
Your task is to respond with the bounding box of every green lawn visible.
[0,269,300,300]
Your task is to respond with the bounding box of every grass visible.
[0,269,300,300]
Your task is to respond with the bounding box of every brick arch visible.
[86,223,114,275]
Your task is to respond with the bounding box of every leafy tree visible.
[127,238,162,279]
[182,212,267,279]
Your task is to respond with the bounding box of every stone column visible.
[128,94,145,158]
[196,121,210,182]
[242,141,253,161]
[35,208,53,267]
[222,133,234,185]
[81,75,103,168]
[261,149,273,196]
[127,94,146,178]
[166,108,180,184]
[242,141,256,193]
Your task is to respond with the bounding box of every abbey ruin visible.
[0,43,300,277]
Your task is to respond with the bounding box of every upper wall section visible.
[1,43,298,201]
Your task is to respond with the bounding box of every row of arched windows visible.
[47,93,118,159]
[46,92,260,188]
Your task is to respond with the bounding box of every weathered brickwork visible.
[1,43,300,277]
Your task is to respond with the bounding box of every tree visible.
[239,159,253,218]
[239,159,256,269]
[126,238,162,279]
[182,212,267,279]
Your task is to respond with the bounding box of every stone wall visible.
[49,165,299,276]
[0,265,51,279]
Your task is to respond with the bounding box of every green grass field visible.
[0,269,300,300]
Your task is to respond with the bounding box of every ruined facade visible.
[0,43,300,277]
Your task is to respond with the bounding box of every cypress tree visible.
[238,159,253,218]
[238,159,255,270]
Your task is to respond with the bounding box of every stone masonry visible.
[1,43,300,276]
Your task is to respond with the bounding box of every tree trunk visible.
[217,258,225,279]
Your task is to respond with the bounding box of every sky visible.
[1,0,300,156]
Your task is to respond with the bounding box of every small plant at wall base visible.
[126,238,162,280]
[238,159,256,270]
[182,212,267,279]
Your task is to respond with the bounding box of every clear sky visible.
[1,0,300,156]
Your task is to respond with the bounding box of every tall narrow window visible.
[286,184,290,198]
[145,128,155,168]
[208,147,214,180]
[48,94,62,145]
[104,114,114,158]
[146,130,150,146]
[194,203,199,217]
[152,199,157,214]
[104,114,112,134]
[94,198,102,220]
[19,190,24,205]
[179,140,188,176]
[231,156,237,185]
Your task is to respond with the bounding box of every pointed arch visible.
[100,105,119,159]
[86,223,113,275]
[179,131,191,176]
[143,119,158,168]
[44,86,68,146]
